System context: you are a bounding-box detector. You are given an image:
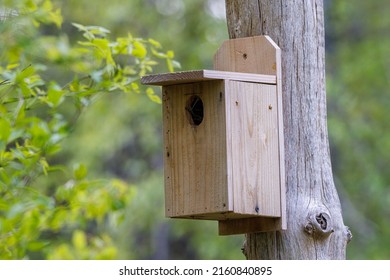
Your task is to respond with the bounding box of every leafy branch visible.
[0,0,179,259]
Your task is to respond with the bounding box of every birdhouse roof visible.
[141,69,276,86]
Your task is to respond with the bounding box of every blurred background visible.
[3,0,390,259]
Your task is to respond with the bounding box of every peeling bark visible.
[225,0,350,259]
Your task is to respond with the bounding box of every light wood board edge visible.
[141,69,276,86]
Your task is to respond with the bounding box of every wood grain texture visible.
[162,81,230,218]
[225,81,280,218]
[214,36,279,75]
[141,69,276,86]
[214,36,286,233]
[226,0,349,259]
[162,79,282,222]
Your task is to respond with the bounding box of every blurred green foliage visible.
[0,0,180,259]
[1,0,389,260]
[326,1,390,259]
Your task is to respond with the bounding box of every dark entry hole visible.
[186,95,204,126]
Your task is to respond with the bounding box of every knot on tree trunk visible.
[345,226,353,243]
[304,208,334,238]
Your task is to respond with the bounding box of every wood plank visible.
[141,69,276,86]
[275,42,287,230]
[225,80,281,218]
[163,81,230,217]
[214,35,278,76]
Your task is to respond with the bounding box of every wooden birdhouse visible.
[141,36,286,235]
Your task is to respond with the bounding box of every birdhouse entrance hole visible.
[186,95,204,126]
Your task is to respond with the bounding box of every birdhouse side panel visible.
[162,81,231,218]
[225,80,281,217]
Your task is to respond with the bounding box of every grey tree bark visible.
[225,0,352,259]
[0,8,18,22]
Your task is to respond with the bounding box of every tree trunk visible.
[225,0,352,259]
[0,8,18,22]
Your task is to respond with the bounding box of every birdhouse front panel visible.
[224,80,281,218]
[162,80,232,219]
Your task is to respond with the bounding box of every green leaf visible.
[73,163,87,180]
[30,122,50,147]
[40,158,50,175]
[27,241,49,251]
[172,60,182,69]
[48,244,74,260]
[72,23,110,41]
[47,83,65,108]
[146,87,161,104]
[72,23,88,33]
[72,230,87,250]
[15,65,35,82]
[131,82,140,93]
[91,38,109,51]
[96,246,117,260]
[50,208,68,230]
[148,38,162,49]
[0,119,12,142]
[49,9,63,28]
[166,50,175,59]
[151,48,168,59]
[6,64,19,70]
[166,58,174,73]
[132,41,147,58]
